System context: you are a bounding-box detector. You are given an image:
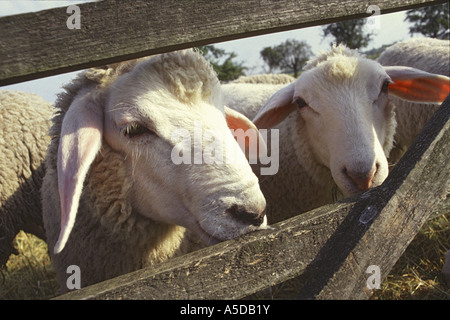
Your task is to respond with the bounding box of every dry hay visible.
[0,231,58,299]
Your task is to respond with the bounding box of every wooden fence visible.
[0,0,448,300]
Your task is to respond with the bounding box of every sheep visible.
[377,37,450,163]
[0,90,53,268]
[223,44,449,224]
[222,74,295,120]
[222,83,286,121]
[41,49,269,292]
[231,73,295,85]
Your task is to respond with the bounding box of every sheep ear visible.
[252,82,297,129]
[384,66,450,103]
[224,106,267,161]
[54,89,103,254]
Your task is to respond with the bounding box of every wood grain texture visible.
[54,95,449,300]
[0,0,445,85]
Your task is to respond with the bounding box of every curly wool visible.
[0,90,53,267]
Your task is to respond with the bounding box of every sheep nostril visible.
[226,204,265,226]
[343,167,376,191]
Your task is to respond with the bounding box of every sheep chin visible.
[192,222,222,246]
[191,213,269,246]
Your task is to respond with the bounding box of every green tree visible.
[260,39,312,77]
[322,19,373,49]
[405,3,449,39]
[260,46,284,73]
[197,45,247,82]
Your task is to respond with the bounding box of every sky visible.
[0,0,423,103]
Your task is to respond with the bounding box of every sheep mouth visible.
[194,222,223,246]
[193,215,269,246]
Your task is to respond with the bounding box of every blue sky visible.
[1,0,422,103]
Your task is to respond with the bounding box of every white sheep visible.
[224,44,449,223]
[221,74,296,121]
[377,37,450,163]
[222,83,285,121]
[0,90,53,268]
[231,73,295,85]
[42,49,268,291]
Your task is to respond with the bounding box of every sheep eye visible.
[381,79,391,94]
[123,123,152,139]
[295,97,307,108]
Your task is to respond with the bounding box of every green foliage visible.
[260,39,312,77]
[322,19,373,49]
[197,45,247,82]
[260,46,283,73]
[405,3,449,40]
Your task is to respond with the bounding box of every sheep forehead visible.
[108,82,225,133]
[297,58,386,108]
[302,44,387,91]
[316,55,382,81]
[304,44,359,69]
[135,50,221,105]
[108,53,225,125]
[106,78,226,136]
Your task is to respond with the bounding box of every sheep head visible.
[253,45,449,197]
[54,49,267,254]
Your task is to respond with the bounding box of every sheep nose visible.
[344,167,376,191]
[226,204,266,226]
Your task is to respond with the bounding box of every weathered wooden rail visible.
[0,0,446,85]
[1,0,448,300]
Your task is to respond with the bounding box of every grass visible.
[1,215,448,300]
[371,213,449,300]
[0,231,59,300]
